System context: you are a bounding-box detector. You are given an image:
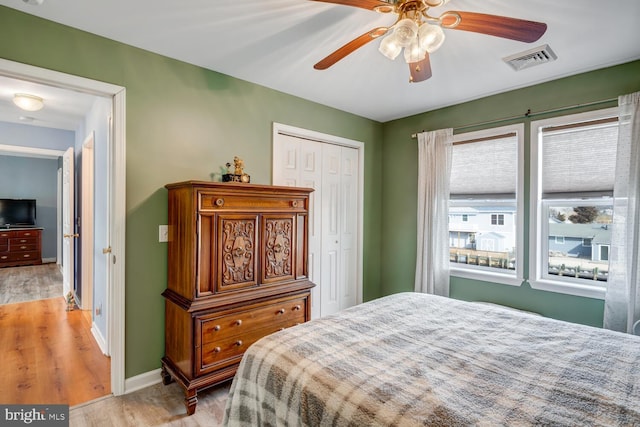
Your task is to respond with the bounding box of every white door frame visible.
[272,122,364,310]
[0,58,127,396]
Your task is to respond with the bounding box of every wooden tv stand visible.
[0,228,43,268]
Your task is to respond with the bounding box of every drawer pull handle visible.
[1,256,7,259]
[215,198,224,207]
[23,233,31,236]
[20,240,27,243]
[291,200,300,208]
[277,308,285,315]
[20,246,27,250]
[213,325,221,331]
[293,305,301,311]
[235,320,242,326]
[235,340,243,347]
[213,347,221,353]
[23,254,31,258]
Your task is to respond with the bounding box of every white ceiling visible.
[1,0,639,126]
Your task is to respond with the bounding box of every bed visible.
[223,292,640,426]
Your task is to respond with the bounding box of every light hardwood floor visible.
[0,282,110,406]
[70,381,231,426]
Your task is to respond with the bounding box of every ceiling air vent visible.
[503,44,557,71]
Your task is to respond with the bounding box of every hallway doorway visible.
[0,58,126,396]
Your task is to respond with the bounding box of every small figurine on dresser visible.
[222,156,250,183]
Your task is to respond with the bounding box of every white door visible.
[273,134,323,318]
[62,147,75,297]
[273,125,362,318]
[81,133,94,312]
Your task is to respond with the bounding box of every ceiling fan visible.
[312,0,547,82]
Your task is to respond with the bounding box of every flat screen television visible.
[0,198,37,227]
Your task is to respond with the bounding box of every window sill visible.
[450,267,523,287]
[529,278,606,300]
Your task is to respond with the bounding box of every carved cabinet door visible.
[261,214,296,285]
[216,214,259,293]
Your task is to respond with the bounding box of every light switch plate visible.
[159,225,168,242]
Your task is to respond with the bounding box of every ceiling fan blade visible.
[409,53,432,83]
[442,11,547,43]
[314,27,389,70]
[310,0,393,12]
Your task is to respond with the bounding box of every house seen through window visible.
[530,108,618,298]
[449,125,523,286]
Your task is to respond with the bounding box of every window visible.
[449,124,524,286]
[530,108,618,298]
[491,214,504,225]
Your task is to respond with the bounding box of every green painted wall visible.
[0,6,383,378]
[381,60,640,327]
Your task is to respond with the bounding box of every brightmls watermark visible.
[1,405,68,426]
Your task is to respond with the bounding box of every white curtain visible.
[415,129,453,296]
[604,91,640,335]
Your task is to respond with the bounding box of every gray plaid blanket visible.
[223,292,640,426]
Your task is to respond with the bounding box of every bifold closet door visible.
[273,133,359,318]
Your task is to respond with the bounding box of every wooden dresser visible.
[0,228,43,268]
[161,181,315,415]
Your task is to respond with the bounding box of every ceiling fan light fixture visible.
[393,18,419,47]
[418,23,445,53]
[404,39,425,64]
[424,0,449,7]
[13,93,44,112]
[379,33,402,60]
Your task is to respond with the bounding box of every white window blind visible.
[450,132,517,198]
[541,119,618,198]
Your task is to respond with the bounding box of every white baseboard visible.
[124,368,163,394]
[91,322,108,355]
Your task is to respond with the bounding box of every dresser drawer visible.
[199,192,307,212]
[2,251,40,262]
[199,297,307,344]
[199,325,278,374]
[14,230,39,238]
[0,232,10,240]
[9,237,37,246]
[9,242,38,252]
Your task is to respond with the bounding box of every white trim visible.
[0,58,127,396]
[529,278,606,299]
[450,267,524,287]
[0,144,64,158]
[272,122,365,307]
[529,108,618,300]
[109,88,127,395]
[124,368,162,394]
[91,322,108,355]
